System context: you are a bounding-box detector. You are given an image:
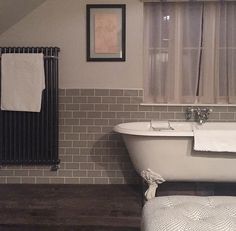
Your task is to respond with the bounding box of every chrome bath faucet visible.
[186,107,212,124]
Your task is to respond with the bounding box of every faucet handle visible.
[202,107,212,112]
[185,107,193,120]
[186,107,194,112]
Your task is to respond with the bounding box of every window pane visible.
[182,49,200,96]
[219,3,236,47]
[147,3,173,49]
[183,3,203,48]
[144,2,236,104]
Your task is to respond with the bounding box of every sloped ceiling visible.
[0,0,46,35]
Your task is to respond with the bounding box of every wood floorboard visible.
[0,224,140,231]
[0,184,142,231]
[0,225,140,231]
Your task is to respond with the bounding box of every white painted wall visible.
[0,0,144,89]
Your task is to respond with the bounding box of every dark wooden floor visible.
[1,182,234,231]
[0,184,142,231]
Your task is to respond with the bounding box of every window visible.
[144,2,236,104]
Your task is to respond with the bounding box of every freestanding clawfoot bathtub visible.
[115,121,236,230]
[114,121,236,199]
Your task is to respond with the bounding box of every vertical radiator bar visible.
[0,47,60,165]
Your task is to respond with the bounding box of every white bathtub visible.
[114,121,236,182]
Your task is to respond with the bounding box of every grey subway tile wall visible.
[0,88,236,184]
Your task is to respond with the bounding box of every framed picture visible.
[86,4,126,62]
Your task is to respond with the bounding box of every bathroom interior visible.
[0,0,236,230]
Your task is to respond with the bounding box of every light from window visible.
[163,15,170,21]
[143,2,236,104]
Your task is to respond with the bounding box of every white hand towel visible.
[194,129,236,152]
[1,53,45,112]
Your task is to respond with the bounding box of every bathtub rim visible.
[114,121,193,137]
[113,121,236,137]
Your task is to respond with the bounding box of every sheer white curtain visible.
[144,2,236,104]
[199,2,236,104]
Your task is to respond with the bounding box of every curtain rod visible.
[0,55,58,59]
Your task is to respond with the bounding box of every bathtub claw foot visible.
[141,169,165,200]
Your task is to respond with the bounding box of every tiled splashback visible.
[0,88,235,184]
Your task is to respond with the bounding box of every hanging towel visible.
[193,129,236,152]
[1,53,45,112]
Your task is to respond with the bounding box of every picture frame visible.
[86,4,126,62]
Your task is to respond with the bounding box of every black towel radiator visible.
[0,47,60,170]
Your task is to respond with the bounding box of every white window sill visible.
[140,103,236,107]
